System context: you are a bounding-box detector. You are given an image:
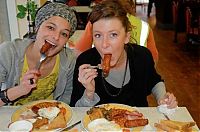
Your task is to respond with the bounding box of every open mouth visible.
[45,40,56,49]
[40,40,56,54]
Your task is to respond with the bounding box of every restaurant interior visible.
[0,0,199,129]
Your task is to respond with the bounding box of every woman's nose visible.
[52,31,60,40]
[102,37,110,48]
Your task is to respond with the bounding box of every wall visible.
[0,0,10,43]
[6,0,44,40]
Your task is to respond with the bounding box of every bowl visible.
[8,120,33,132]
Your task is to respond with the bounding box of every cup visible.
[8,120,33,132]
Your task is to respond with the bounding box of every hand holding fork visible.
[30,53,47,84]
[29,42,51,84]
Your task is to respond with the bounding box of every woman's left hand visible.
[158,92,178,109]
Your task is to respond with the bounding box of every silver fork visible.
[54,120,81,132]
[35,53,47,70]
[163,113,170,120]
[30,53,47,84]
[88,64,102,69]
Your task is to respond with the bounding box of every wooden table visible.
[0,106,199,131]
[72,6,92,13]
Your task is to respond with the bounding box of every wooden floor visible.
[135,5,200,127]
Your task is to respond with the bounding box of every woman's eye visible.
[47,26,54,31]
[110,33,118,38]
[94,34,101,38]
[61,32,68,38]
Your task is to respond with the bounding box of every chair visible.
[185,7,200,47]
[172,1,178,43]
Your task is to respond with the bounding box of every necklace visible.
[101,53,128,97]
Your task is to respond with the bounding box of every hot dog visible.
[40,42,53,54]
[124,119,148,128]
[125,111,144,120]
[102,54,112,76]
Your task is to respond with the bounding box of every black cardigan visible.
[70,43,163,107]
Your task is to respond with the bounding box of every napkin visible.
[157,104,178,115]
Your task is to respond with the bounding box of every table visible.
[0,106,199,131]
[72,6,92,13]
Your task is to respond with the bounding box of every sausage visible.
[102,54,112,76]
[125,111,144,120]
[40,42,52,54]
[124,119,148,127]
[125,111,143,117]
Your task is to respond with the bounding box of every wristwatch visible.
[0,89,9,104]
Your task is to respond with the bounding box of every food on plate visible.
[87,107,108,120]
[87,105,148,128]
[102,54,112,76]
[12,100,72,130]
[124,119,149,128]
[40,40,54,54]
[19,109,38,120]
[88,118,121,132]
[27,101,66,130]
[154,120,196,132]
[33,118,48,129]
[46,110,67,130]
[31,102,59,114]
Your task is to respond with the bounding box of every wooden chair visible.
[185,7,200,47]
[172,1,179,43]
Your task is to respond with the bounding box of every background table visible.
[0,106,199,131]
[72,6,92,13]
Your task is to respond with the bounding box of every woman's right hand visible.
[78,64,98,100]
[19,69,40,96]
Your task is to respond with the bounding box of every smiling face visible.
[93,18,130,67]
[35,16,71,57]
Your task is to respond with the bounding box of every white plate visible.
[81,103,144,131]
[11,100,72,130]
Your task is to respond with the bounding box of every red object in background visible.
[66,0,78,6]
[93,0,102,4]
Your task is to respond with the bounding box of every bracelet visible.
[4,89,11,103]
[0,90,8,104]
[0,89,11,104]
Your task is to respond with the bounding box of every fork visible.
[163,113,170,120]
[88,64,102,69]
[35,53,47,70]
[30,53,47,84]
[54,120,81,132]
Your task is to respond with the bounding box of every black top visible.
[70,44,163,107]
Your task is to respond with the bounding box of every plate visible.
[82,103,144,131]
[11,100,72,130]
